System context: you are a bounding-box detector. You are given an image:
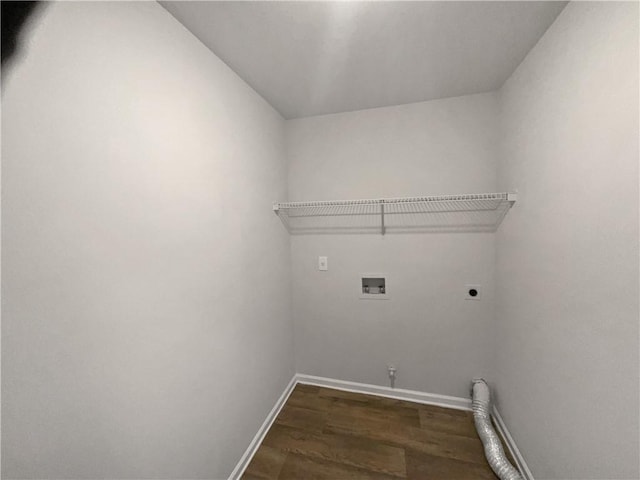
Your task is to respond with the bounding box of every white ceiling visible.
[161,1,567,119]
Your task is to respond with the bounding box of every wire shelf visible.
[273,192,516,234]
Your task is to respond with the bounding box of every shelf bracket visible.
[380,201,386,235]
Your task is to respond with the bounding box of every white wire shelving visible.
[273,192,517,234]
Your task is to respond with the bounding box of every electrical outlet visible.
[318,256,328,271]
[465,284,481,300]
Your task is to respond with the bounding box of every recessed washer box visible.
[360,274,388,300]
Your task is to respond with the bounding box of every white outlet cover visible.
[318,256,328,271]
[465,284,481,300]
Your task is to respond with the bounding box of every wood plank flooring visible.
[242,384,501,480]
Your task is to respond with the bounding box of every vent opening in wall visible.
[361,275,388,300]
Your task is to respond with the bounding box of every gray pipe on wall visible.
[472,379,523,480]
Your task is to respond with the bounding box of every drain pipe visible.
[471,379,523,480]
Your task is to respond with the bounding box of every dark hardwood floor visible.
[241,384,502,479]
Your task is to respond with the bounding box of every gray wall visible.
[286,93,499,397]
[1,2,293,478]
[496,2,639,479]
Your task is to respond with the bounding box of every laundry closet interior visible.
[1,1,638,480]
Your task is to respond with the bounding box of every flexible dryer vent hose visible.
[472,379,523,480]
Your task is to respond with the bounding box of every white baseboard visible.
[227,374,297,480]
[492,405,534,480]
[228,373,531,480]
[295,373,472,411]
